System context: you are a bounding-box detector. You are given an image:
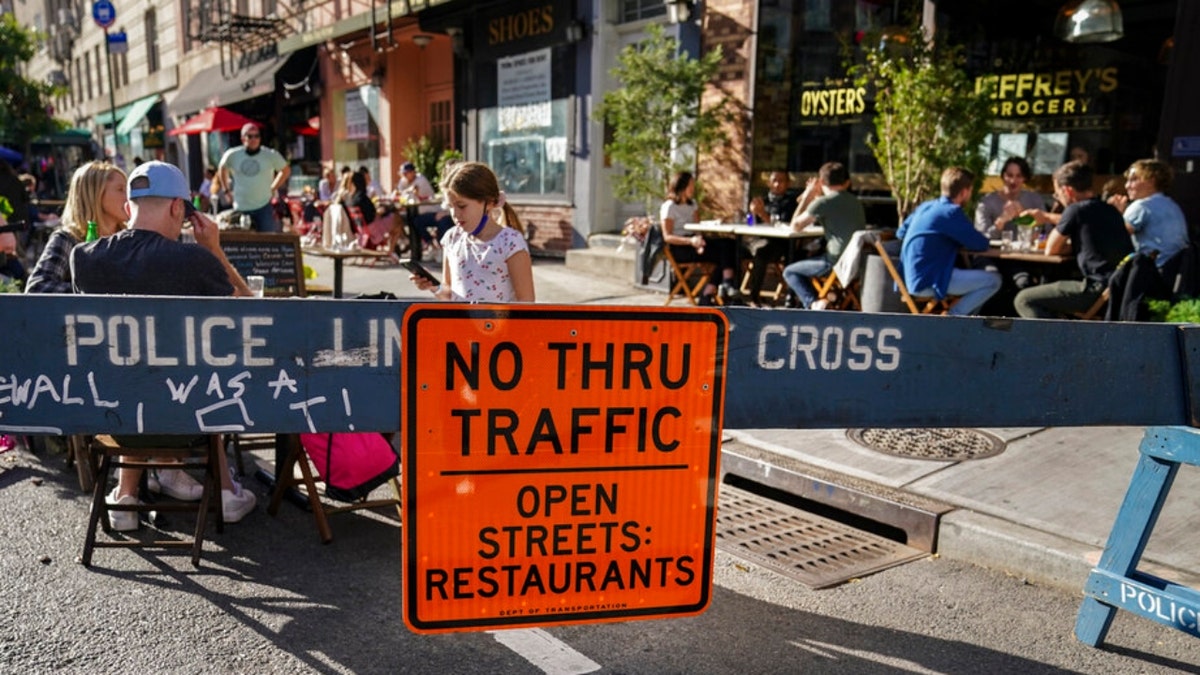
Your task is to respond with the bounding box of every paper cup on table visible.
[247,275,265,297]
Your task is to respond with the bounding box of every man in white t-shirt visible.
[213,123,291,233]
[395,162,452,247]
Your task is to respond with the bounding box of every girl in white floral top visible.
[408,162,535,303]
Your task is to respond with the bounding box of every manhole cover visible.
[716,484,926,589]
[846,428,1006,461]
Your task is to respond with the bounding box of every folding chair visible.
[740,259,789,305]
[663,245,719,306]
[267,433,401,544]
[871,239,959,315]
[812,272,861,311]
[1073,287,1110,320]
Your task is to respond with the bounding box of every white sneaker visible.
[150,468,205,501]
[106,488,140,532]
[222,482,257,524]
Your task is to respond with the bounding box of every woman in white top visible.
[408,161,535,303]
[659,171,736,304]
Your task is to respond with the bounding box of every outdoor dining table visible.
[301,245,392,298]
[685,221,826,268]
[964,242,1072,265]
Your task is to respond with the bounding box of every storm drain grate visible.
[716,484,927,589]
[846,428,1006,461]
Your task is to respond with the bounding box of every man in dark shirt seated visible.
[71,161,257,530]
[744,170,801,305]
[1014,160,1134,319]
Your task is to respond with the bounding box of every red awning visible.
[168,107,261,136]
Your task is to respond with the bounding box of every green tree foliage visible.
[598,24,733,214]
[850,26,994,219]
[0,15,61,143]
[401,134,444,189]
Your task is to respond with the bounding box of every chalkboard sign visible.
[219,231,305,297]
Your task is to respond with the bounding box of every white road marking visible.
[793,639,947,674]
[489,628,601,675]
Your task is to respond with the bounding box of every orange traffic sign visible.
[402,305,728,633]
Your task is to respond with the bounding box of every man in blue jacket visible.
[897,167,1001,316]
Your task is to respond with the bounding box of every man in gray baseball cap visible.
[70,160,258,528]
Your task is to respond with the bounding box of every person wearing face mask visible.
[974,157,1047,239]
[212,123,291,233]
[407,161,534,303]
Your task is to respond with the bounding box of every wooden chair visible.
[740,259,789,305]
[871,239,960,315]
[812,272,861,311]
[1073,287,1111,320]
[81,435,223,567]
[267,434,401,544]
[663,245,719,306]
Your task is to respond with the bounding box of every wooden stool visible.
[81,435,223,567]
[1076,426,1200,646]
[267,434,401,544]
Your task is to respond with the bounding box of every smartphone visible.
[399,258,440,286]
[183,199,198,218]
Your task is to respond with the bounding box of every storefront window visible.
[619,0,666,23]
[479,98,568,196]
[475,45,570,199]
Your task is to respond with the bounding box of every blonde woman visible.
[26,161,127,294]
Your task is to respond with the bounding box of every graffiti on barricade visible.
[0,297,406,435]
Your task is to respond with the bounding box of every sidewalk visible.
[307,254,1200,592]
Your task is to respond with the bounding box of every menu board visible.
[219,231,304,297]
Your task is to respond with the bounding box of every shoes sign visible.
[402,305,728,633]
[91,0,116,29]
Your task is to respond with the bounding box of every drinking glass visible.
[1000,230,1014,251]
[247,275,265,298]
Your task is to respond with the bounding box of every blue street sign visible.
[1172,136,1200,158]
[106,31,128,54]
[92,0,116,29]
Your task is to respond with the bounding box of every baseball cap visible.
[127,161,190,201]
[401,162,416,172]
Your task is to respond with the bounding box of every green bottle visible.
[85,220,98,242]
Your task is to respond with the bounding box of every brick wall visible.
[698,0,754,221]
[514,204,574,258]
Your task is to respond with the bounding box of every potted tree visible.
[597,25,733,287]
[598,24,733,217]
[849,24,995,220]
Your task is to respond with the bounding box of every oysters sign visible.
[402,305,727,633]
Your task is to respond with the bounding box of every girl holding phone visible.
[407,161,535,303]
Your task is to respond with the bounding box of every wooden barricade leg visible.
[1075,426,1200,646]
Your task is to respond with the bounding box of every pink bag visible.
[298,432,399,502]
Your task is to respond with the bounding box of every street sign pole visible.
[92,0,118,158]
[104,27,117,155]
